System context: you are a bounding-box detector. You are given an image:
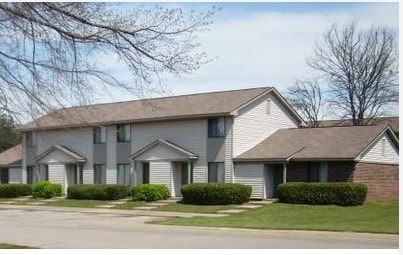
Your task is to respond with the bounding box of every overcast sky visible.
[93,2,399,106]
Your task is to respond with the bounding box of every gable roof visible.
[0,144,22,167]
[17,87,305,131]
[34,145,86,163]
[130,139,198,160]
[235,125,398,162]
[318,117,399,135]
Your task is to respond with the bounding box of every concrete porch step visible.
[234,204,262,209]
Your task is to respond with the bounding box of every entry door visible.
[66,165,77,189]
[181,163,189,186]
[272,164,283,198]
[0,168,9,184]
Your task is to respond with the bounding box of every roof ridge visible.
[58,86,272,111]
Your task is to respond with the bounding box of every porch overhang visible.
[129,139,198,161]
[34,145,87,164]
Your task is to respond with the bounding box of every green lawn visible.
[153,200,399,234]
[45,199,110,208]
[153,202,235,214]
[0,243,37,249]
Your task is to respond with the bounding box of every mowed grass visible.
[0,243,37,249]
[152,202,235,214]
[45,199,109,208]
[153,200,398,234]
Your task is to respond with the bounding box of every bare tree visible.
[287,79,326,127]
[307,21,398,125]
[0,3,216,122]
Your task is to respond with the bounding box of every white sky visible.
[92,1,399,107]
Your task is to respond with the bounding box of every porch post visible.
[283,163,287,183]
[187,161,191,184]
[76,164,79,184]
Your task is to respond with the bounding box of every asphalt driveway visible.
[0,209,398,249]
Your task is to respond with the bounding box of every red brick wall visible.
[353,162,399,201]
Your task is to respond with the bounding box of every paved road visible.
[0,209,398,249]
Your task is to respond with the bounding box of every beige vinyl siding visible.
[116,143,131,163]
[150,161,172,195]
[224,116,234,183]
[234,163,264,199]
[106,125,117,184]
[22,134,27,183]
[36,128,93,184]
[93,144,106,164]
[207,138,225,162]
[8,167,22,183]
[48,163,65,194]
[131,119,208,183]
[359,133,399,165]
[233,93,299,157]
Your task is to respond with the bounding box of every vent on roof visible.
[266,99,272,115]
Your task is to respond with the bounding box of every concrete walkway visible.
[0,204,228,218]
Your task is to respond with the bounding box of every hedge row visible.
[67,184,129,200]
[131,184,170,202]
[0,184,32,198]
[181,183,252,205]
[277,182,368,206]
[32,181,62,199]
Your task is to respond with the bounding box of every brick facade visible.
[285,161,398,201]
[353,162,399,201]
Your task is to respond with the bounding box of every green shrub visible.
[277,182,368,206]
[131,184,170,202]
[0,184,32,198]
[181,183,252,205]
[67,184,129,200]
[32,181,62,198]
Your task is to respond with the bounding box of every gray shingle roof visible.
[18,87,272,131]
[318,117,399,134]
[0,144,22,167]
[235,125,396,161]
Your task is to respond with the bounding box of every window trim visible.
[93,164,106,184]
[117,163,131,186]
[208,117,226,138]
[93,126,106,144]
[208,162,225,183]
[117,124,131,143]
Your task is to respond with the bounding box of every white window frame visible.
[94,164,106,184]
[117,124,131,143]
[94,126,106,144]
[208,162,225,182]
[117,163,131,186]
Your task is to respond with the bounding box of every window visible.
[27,166,35,184]
[26,132,36,146]
[142,162,150,184]
[93,126,106,144]
[308,162,328,182]
[208,162,225,182]
[94,164,106,184]
[208,117,225,138]
[117,124,131,143]
[117,164,131,186]
[381,138,386,156]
